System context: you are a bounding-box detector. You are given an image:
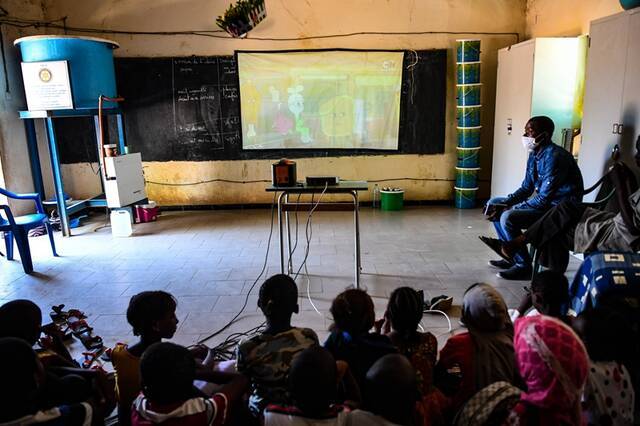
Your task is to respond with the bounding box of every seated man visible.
[482,116,583,280]
[482,137,640,274]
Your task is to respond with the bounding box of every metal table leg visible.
[45,118,71,237]
[285,193,293,274]
[352,190,361,288]
[277,191,286,275]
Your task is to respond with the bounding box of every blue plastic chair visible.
[0,187,58,274]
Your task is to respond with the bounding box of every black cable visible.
[293,184,328,281]
[197,191,277,344]
[145,177,460,186]
[145,178,271,186]
[0,16,519,43]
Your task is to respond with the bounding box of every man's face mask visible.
[521,131,548,152]
[521,136,537,152]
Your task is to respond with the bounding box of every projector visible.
[306,176,340,186]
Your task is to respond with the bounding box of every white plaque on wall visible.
[21,61,73,111]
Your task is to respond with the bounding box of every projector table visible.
[266,181,369,288]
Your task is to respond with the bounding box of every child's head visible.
[140,342,195,405]
[387,287,423,337]
[575,304,629,363]
[530,270,569,317]
[0,300,42,345]
[258,274,299,322]
[0,337,44,421]
[364,354,417,425]
[330,289,374,336]
[288,346,337,416]
[126,291,178,338]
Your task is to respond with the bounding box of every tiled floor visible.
[0,206,580,352]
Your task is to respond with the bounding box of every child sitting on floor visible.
[0,300,114,415]
[236,274,319,417]
[112,291,179,425]
[382,287,445,426]
[344,354,420,426]
[324,289,396,388]
[0,337,104,425]
[131,342,247,425]
[263,346,360,425]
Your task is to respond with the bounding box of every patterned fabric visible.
[264,404,348,426]
[237,327,319,416]
[583,361,635,426]
[396,332,437,395]
[0,403,92,426]
[131,393,228,426]
[569,252,640,315]
[454,381,521,426]
[510,315,588,425]
[397,332,446,426]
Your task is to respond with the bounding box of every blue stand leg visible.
[45,222,58,257]
[4,231,14,260]
[14,229,33,274]
[24,119,45,200]
[45,118,71,237]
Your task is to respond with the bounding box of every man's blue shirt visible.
[506,142,584,211]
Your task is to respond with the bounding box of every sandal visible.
[41,322,73,341]
[81,348,104,369]
[100,347,113,362]
[50,305,86,323]
[68,319,92,336]
[77,330,103,350]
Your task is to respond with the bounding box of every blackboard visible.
[57,50,446,164]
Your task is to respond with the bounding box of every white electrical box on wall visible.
[104,153,147,208]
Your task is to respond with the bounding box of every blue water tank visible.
[14,35,119,109]
[620,0,640,9]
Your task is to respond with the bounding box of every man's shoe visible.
[497,264,533,281]
[479,236,515,263]
[489,259,513,269]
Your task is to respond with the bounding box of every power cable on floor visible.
[197,191,277,344]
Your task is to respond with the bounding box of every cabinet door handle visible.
[618,124,624,135]
[613,123,619,134]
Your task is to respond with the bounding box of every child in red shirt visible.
[131,342,247,426]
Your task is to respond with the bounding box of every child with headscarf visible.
[435,283,521,419]
[505,315,589,425]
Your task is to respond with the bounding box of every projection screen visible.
[237,50,404,150]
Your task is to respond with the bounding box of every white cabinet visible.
[104,153,147,208]
[491,38,586,198]
[580,9,640,198]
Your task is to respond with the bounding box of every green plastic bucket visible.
[457,126,482,148]
[456,39,481,62]
[455,167,480,188]
[380,190,404,211]
[456,61,481,84]
[457,105,481,127]
[456,84,482,106]
[454,186,478,209]
[457,147,481,167]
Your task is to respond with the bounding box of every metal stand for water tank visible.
[19,108,127,237]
